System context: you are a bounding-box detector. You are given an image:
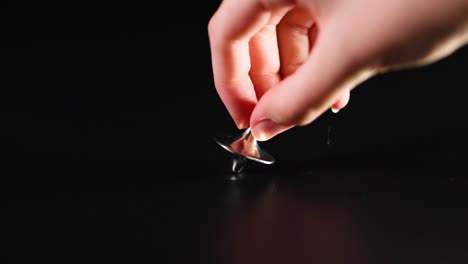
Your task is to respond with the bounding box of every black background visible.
[3,2,468,264]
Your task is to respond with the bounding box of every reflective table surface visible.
[4,161,468,264]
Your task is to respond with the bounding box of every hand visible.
[208,0,468,141]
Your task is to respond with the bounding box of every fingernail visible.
[252,119,289,141]
[331,107,340,113]
[235,118,249,130]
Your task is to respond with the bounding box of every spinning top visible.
[215,128,275,174]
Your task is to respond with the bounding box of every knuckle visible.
[207,14,224,41]
[207,16,217,37]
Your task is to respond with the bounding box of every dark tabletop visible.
[4,164,468,264]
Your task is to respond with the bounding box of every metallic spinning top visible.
[215,128,275,174]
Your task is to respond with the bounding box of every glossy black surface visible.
[4,165,468,264]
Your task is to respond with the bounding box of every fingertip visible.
[235,118,249,130]
[251,119,291,141]
[331,90,350,112]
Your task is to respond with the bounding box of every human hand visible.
[208,0,468,141]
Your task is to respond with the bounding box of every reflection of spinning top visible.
[215,128,275,174]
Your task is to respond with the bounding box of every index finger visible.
[208,0,293,128]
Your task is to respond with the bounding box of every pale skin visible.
[208,0,468,141]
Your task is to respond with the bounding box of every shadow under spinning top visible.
[215,128,275,174]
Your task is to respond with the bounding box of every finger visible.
[277,7,315,78]
[208,0,294,128]
[331,90,350,113]
[251,32,374,141]
[249,9,289,99]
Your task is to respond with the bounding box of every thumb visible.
[250,33,375,141]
